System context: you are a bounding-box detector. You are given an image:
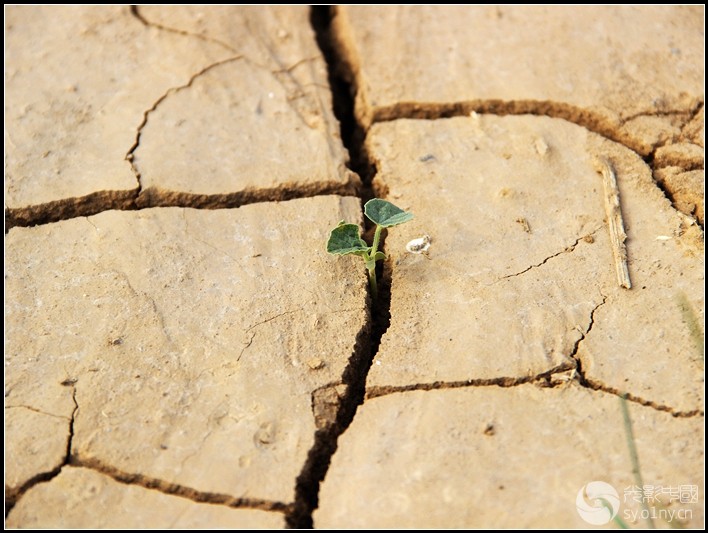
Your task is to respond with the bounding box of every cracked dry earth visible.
[4,5,704,529]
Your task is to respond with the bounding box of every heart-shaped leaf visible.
[327,222,369,255]
[364,199,414,227]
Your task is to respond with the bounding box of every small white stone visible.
[534,137,549,155]
[406,235,431,254]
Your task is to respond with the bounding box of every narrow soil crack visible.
[567,295,609,382]
[125,55,243,193]
[5,385,78,517]
[129,5,238,54]
[619,107,697,126]
[66,387,79,467]
[686,101,704,125]
[7,15,245,232]
[579,380,704,418]
[495,227,602,282]
[569,296,703,418]
[67,456,290,514]
[4,405,71,420]
[366,366,702,418]
[285,7,392,528]
[365,362,576,400]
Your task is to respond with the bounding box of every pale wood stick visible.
[596,157,632,289]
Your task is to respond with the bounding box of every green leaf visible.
[364,199,414,227]
[327,223,369,255]
[365,251,387,271]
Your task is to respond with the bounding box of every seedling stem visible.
[326,199,413,300]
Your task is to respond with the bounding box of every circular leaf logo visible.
[576,481,620,525]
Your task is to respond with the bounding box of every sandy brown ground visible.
[5,6,704,529]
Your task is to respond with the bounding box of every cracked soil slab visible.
[133,6,357,206]
[315,384,704,528]
[6,466,285,528]
[333,5,704,155]
[5,6,356,226]
[5,6,223,212]
[5,196,367,510]
[365,115,703,413]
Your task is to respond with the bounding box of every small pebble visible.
[307,357,325,370]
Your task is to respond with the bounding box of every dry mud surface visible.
[5,6,704,528]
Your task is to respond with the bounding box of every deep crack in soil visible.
[286,261,394,528]
[285,7,392,528]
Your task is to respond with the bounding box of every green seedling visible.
[327,198,413,298]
